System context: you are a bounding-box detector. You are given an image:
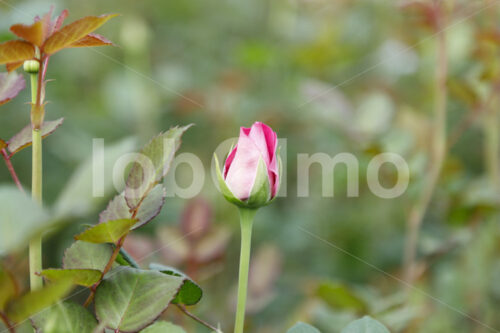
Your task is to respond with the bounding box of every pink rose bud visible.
[215,122,281,208]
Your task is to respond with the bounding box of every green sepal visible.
[245,157,271,208]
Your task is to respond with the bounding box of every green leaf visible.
[125,125,191,210]
[95,267,184,332]
[54,138,136,219]
[140,321,186,333]
[40,269,101,287]
[341,316,390,333]
[6,281,74,323]
[0,185,51,254]
[31,301,98,333]
[0,72,25,106]
[63,241,113,272]
[287,322,321,333]
[116,248,140,268]
[99,184,166,230]
[149,263,202,306]
[0,266,18,310]
[74,219,137,244]
[316,281,367,312]
[7,118,64,155]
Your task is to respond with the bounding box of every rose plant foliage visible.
[0,7,392,333]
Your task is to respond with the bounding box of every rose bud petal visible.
[215,122,281,209]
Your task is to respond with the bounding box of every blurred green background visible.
[2,0,500,332]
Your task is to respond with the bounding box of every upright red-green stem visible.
[234,207,256,333]
[29,57,44,291]
[403,5,448,284]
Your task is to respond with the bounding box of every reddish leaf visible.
[7,118,64,155]
[193,228,231,263]
[0,40,35,65]
[0,72,25,106]
[38,8,69,41]
[181,198,213,242]
[70,33,114,48]
[5,62,23,72]
[54,10,69,31]
[43,14,118,54]
[10,20,45,47]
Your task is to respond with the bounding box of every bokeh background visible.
[1,0,500,332]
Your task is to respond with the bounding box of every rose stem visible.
[403,3,448,285]
[29,63,44,291]
[83,235,127,308]
[83,208,140,307]
[234,207,257,333]
[176,304,219,332]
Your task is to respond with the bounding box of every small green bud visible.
[23,60,39,74]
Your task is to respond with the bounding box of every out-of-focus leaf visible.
[246,244,281,313]
[287,322,321,333]
[157,227,189,265]
[0,267,18,310]
[70,33,114,48]
[40,269,101,287]
[10,20,45,47]
[31,301,97,333]
[0,72,25,106]
[140,321,186,333]
[7,118,64,155]
[95,267,184,332]
[149,263,202,306]
[54,138,136,218]
[43,14,118,54]
[0,40,35,65]
[181,198,213,241]
[316,281,367,312]
[74,219,137,244]
[463,177,500,209]
[448,79,478,107]
[0,139,6,150]
[63,241,113,272]
[6,280,74,323]
[125,125,191,210]
[99,184,165,230]
[193,228,231,263]
[341,316,390,333]
[0,186,51,254]
[122,235,155,263]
